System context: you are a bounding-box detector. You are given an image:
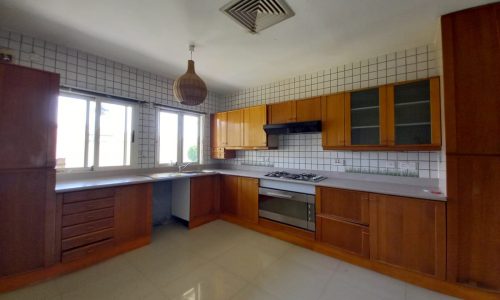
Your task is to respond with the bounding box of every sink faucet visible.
[177,162,193,173]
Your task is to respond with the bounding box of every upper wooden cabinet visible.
[387,77,441,149]
[268,97,321,124]
[243,105,267,147]
[442,3,500,155]
[0,63,59,169]
[369,194,446,279]
[226,109,243,147]
[322,93,346,148]
[345,86,388,147]
[210,113,235,160]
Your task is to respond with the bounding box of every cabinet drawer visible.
[63,188,115,204]
[317,187,369,225]
[62,239,114,263]
[61,228,114,251]
[317,216,369,257]
[63,198,114,215]
[62,207,114,227]
[62,218,114,239]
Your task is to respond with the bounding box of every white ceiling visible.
[0,0,494,94]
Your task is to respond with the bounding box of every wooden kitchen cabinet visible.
[316,216,370,258]
[190,175,220,228]
[115,184,152,242]
[321,93,345,148]
[210,113,235,160]
[243,105,267,147]
[220,175,259,224]
[345,86,388,147]
[268,100,296,124]
[369,193,446,279]
[387,77,441,149]
[226,109,243,147]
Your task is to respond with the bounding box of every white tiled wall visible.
[0,28,222,168]
[221,44,445,179]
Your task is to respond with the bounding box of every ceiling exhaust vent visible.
[221,0,295,33]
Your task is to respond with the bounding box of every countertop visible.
[55,168,446,201]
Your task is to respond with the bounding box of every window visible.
[56,94,137,170]
[157,110,201,165]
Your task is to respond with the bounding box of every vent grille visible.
[221,0,295,33]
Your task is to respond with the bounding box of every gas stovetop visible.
[264,171,327,182]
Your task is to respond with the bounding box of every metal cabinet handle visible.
[264,192,293,199]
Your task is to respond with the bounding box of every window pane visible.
[99,102,126,167]
[183,115,199,163]
[159,111,178,164]
[56,96,87,168]
[87,101,96,167]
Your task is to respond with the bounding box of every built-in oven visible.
[258,180,315,231]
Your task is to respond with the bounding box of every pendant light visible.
[173,44,207,106]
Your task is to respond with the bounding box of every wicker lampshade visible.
[173,46,207,106]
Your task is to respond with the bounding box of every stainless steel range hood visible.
[263,120,322,135]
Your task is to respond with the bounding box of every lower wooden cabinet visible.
[369,193,446,279]
[190,175,220,228]
[316,216,370,258]
[56,183,152,263]
[220,175,259,224]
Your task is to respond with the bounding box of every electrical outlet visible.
[398,161,409,170]
[386,161,396,168]
[333,159,345,166]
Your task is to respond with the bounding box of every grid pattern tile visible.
[221,45,443,178]
[0,28,222,168]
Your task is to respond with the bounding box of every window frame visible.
[56,91,139,172]
[156,108,202,167]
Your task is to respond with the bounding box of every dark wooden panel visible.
[61,228,114,251]
[0,169,54,276]
[114,183,152,243]
[220,175,239,216]
[62,207,114,227]
[61,239,114,263]
[0,63,59,169]
[447,155,500,290]
[317,216,369,258]
[190,175,220,228]
[62,218,114,239]
[369,194,446,279]
[442,3,500,155]
[317,187,369,225]
[63,188,115,203]
[62,198,114,215]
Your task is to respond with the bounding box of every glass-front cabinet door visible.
[387,77,441,149]
[345,87,387,146]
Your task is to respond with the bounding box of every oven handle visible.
[262,191,293,199]
[259,187,315,203]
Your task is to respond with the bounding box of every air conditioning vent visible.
[221,0,295,33]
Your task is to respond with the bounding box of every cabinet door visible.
[447,155,500,290]
[369,194,446,279]
[0,64,59,169]
[387,78,441,147]
[442,3,500,155]
[226,110,243,147]
[269,101,296,124]
[190,176,220,228]
[316,187,369,225]
[243,105,267,147]
[317,216,369,258]
[238,177,259,223]
[220,175,239,216]
[0,169,55,276]
[216,112,228,147]
[345,87,387,146]
[321,93,345,147]
[114,183,152,243]
[296,97,321,122]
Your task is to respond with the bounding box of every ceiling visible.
[0,0,495,94]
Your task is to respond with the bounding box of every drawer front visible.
[318,216,369,257]
[63,198,114,215]
[62,207,114,227]
[62,228,114,251]
[63,188,115,204]
[318,187,369,225]
[62,218,114,239]
[62,239,114,263]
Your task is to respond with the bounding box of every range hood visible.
[263,120,322,135]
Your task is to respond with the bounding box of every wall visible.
[0,28,221,169]
[221,44,445,179]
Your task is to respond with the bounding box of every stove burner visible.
[264,171,327,182]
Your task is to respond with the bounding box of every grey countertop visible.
[55,168,446,201]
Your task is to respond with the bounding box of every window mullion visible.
[94,100,101,169]
[178,112,183,164]
[123,107,128,166]
[83,100,90,168]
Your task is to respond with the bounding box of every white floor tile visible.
[406,284,460,300]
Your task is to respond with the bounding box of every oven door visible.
[258,187,315,231]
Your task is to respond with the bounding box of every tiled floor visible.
[0,220,459,300]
